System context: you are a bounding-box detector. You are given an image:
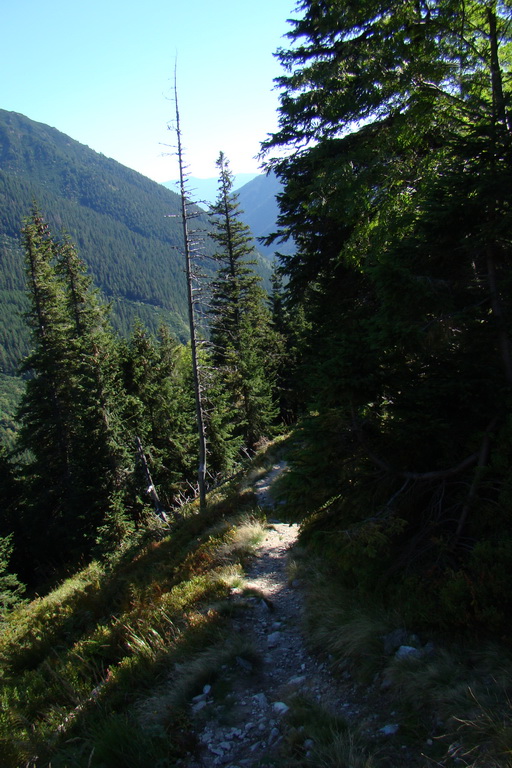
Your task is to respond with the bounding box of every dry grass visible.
[0,457,273,767]
[215,516,267,560]
[310,730,379,768]
[446,687,512,768]
[136,633,261,730]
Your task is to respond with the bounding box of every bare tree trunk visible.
[173,74,207,511]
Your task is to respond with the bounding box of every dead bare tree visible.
[172,70,208,511]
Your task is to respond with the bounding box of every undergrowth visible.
[3,435,512,767]
[0,454,270,767]
[289,545,512,768]
[271,421,512,767]
[281,696,379,768]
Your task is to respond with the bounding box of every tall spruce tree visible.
[269,265,309,425]
[17,210,122,572]
[262,0,512,629]
[55,235,123,487]
[120,321,197,507]
[209,152,279,449]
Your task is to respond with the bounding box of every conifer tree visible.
[0,447,25,584]
[121,321,197,506]
[269,266,308,424]
[260,0,512,628]
[0,534,25,616]
[209,152,279,449]
[55,235,123,492]
[17,210,122,570]
[173,74,208,509]
[17,210,76,564]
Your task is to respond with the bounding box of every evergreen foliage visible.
[0,111,188,371]
[120,322,197,506]
[0,533,25,616]
[0,109,272,381]
[209,153,281,449]
[264,0,512,632]
[269,265,310,424]
[0,374,24,449]
[15,210,124,572]
[4,209,247,584]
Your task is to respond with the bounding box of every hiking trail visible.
[181,461,352,767]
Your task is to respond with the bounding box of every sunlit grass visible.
[0,451,275,767]
[0,560,105,672]
[215,516,267,560]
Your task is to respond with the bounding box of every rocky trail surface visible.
[180,462,401,768]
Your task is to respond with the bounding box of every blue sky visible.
[2,0,297,182]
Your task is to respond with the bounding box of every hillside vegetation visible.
[0,459,268,767]
[0,110,272,376]
[2,446,512,768]
[259,0,512,638]
[3,1,512,765]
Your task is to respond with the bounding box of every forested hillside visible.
[263,0,512,634]
[0,111,192,373]
[0,140,282,591]
[236,172,295,259]
[0,110,271,378]
[4,2,512,766]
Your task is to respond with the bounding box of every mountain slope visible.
[236,172,295,259]
[1,443,510,768]
[0,110,214,375]
[162,172,294,261]
[162,173,259,208]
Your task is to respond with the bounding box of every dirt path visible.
[183,463,348,768]
[178,464,447,768]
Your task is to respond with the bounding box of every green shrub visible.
[0,533,25,616]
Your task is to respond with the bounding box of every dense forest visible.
[2,1,512,765]
[0,156,282,587]
[1,0,511,633]
[0,109,273,376]
[262,0,512,633]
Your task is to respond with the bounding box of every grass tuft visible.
[0,451,276,768]
[301,569,391,681]
[448,687,512,768]
[136,633,260,729]
[310,729,379,768]
[282,696,379,768]
[215,516,267,560]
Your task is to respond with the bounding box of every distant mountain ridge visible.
[162,172,294,260]
[236,173,295,259]
[0,110,272,378]
[162,173,259,208]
